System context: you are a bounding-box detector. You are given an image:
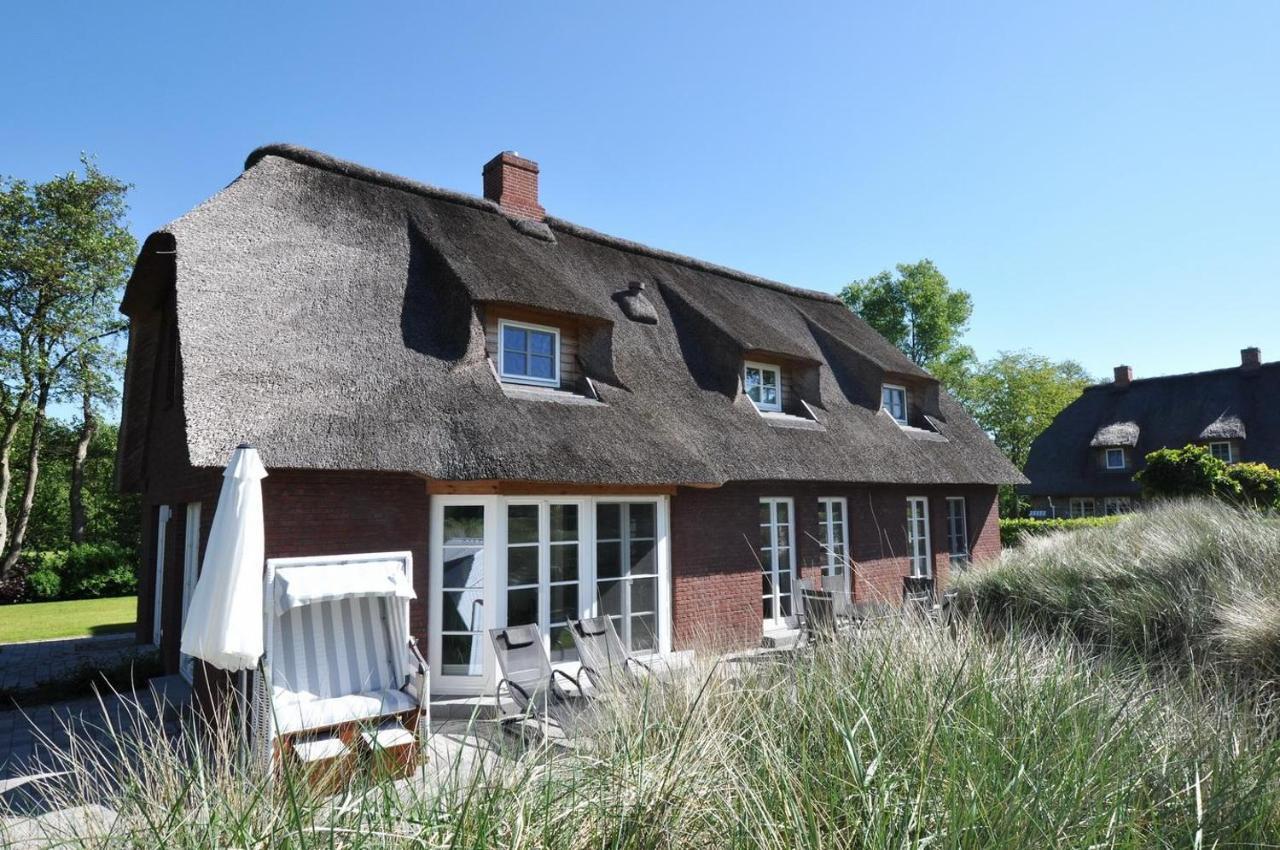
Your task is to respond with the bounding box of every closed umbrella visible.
[180,444,268,671]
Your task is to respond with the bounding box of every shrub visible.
[1227,462,1280,509]
[26,566,62,600]
[61,542,137,599]
[1137,444,1239,501]
[999,515,1121,547]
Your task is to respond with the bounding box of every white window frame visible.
[179,503,201,683]
[905,496,932,578]
[945,496,969,567]
[882,384,908,425]
[497,318,561,388]
[1208,441,1235,463]
[152,505,171,647]
[429,494,672,695]
[817,496,850,578]
[744,360,783,413]
[1069,497,1095,518]
[1103,496,1131,516]
[1105,447,1126,470]
[760,497,797,627]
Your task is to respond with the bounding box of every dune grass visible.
[7,619,1280,848]
[0,595,136,643]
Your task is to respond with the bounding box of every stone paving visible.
[0,634,155,695]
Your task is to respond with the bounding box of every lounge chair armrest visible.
[624,656,654,675]
[552,668,584,696]
[576,665,603,692]
[496,677,533,718]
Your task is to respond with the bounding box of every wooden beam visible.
[425,479,686,496]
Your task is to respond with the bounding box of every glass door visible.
[500,500,586,662]
[595,501,659,653]
[431,499,494,692]
[906,497,932,578]
[759,497,796,628]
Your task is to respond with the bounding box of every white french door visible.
[817,497,851,597]
[179,503,201,683]
[906,496,932,578]
[429,494,671,694]
[759,497,796,628]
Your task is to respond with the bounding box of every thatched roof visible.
[1025,363,1280,496]
[118,144,1022,490]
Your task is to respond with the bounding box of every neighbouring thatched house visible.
[119,145,1022,691]
[1023,351,1280,518]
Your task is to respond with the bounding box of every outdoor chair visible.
[902,575,936,612]
[819,574,856,623]
[567,616,654,692]
[489,624,590,730]
[255,552,428,786]
[798,586,839,645]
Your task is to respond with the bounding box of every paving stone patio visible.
[0,635,154,695]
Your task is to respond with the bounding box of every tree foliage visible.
[0,156,134,577]
[839,259,974,379]
[954,351,1092,471]
[1138,445,1280,510]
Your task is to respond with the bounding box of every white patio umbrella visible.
[180,443,268,671]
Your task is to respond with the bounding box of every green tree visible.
[0,157,135,578]
[839,259,975,382]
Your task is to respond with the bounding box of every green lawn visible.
[0,595,136,643]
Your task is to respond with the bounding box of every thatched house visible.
[119,145,1021,691]
[1023,350,1280,517]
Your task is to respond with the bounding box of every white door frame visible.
[428,493,672,695]
[179,502,202,682]
[759,497,797,629]
[906,496,933,578]
[152,505,171,647]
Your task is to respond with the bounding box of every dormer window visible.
[881,384,908,425]
[1209,441,1236,463]
[1105,448,1126,470]
[744,361,781,412]
[499,319,560,387]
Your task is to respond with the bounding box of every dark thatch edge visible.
[244,143,841,306]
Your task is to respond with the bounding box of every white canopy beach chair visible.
[253,551,428,777]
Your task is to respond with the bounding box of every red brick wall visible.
[670,481,1000,649]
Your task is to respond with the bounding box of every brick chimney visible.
[1113,365,1133,388]
[483,151,544,221]
[1241,347,1262,371]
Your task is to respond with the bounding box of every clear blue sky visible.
[6,1,1280,413]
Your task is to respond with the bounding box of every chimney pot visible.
[1242,347,1262,370]
[482,151,545,221]
[1113,365,1133,388]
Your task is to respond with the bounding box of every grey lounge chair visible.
[488,624,588,729]
[567,616,654,691]
[798,586,838,645]
[819,574,856,623]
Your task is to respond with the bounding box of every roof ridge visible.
[244,143,841,305]
[1084,360,1279,391]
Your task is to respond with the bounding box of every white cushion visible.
[362,724,415,750]
[272,688,417,735]
[292,736,349,762]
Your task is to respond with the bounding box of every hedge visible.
[1000,515,1124,547]
[1,543,137,604]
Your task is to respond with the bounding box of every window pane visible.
[762,573,774,596]
[549,585,577,624]
[530,354,555,380]
[442,550,484,589]
[550,504,578,542]
[506,545,538,586]
[502,326,527,353]
[632,577,657,615]
[529,330,554,356]
[629,503,656,539]
[507,505,538,544]
[443,506,485,543]
[596,503,621,540]
[506,588,538,626]
[442,591,483,632]
[776,501,789,524]
[763,386,778,406]
[549,625,577,662]
[762,369,777,388]
[441,634,482,677]
[550,544,578,583]
[759,501,771,524]
[630,614,657,652]
[629,539,655,575]
[503,351,527,376]
[596,541,622,578]
[598,580,623,616]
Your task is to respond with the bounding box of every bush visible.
[1228,462,1280,509]
[999,515,1122,547]
[26,566,62,600]
[61,543,137,599]
[1137,444,1239,500]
